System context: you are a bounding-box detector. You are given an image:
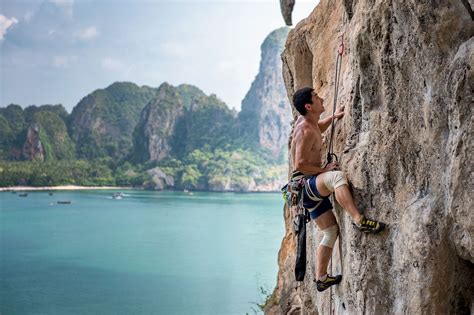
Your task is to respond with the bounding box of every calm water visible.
[0,190,285,315]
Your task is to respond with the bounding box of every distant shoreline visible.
[0,186,280,193]
[0,185,134,192]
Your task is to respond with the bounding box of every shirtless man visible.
[290,86,385,292]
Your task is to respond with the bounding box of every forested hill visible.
[0,27,292,191]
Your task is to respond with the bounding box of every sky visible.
[0,0,316,112]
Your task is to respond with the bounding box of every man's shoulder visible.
[300,123,318,136]
[294,123,317,141]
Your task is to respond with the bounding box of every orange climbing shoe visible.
[354,215,385,234]
[315,274,342,292]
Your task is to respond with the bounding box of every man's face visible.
[310,91,325,113]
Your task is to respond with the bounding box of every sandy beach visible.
[0,186,135,192]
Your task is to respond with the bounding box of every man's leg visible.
[316,171,385,233]
[314,210,337,279]
[315,171,361,222]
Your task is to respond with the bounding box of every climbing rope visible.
[326,33,345,165]
[328,9,347,315]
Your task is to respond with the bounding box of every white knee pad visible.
[322,171,348,192]
[321,225,339,248]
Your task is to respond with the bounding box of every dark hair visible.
[292,87,314,116]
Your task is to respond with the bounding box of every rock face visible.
[280,0,296,26]
[133,82,237,162]
[69,82,158,159]
[269,1,473,314]
[30,110,75,160]
[239,27,293,161]
[22,124,44,161]
[145,167,174,190]
[133,83,186,162]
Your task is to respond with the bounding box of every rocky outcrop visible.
[239,27,292,161]
[145,167,174,190]
[133,83,185,162]
[31,110,75,160]
[133,82,237,162]
[21,124,44,161]
[280,0,295,26]
[69,82,158,159]
[270,1,473,314]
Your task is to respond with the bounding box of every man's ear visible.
[304,103,312,112]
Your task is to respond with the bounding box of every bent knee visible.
[322,171,348,192]
[321,224,339,248]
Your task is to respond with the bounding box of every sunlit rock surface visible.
[268,0,473,314]
[239,27,293,161]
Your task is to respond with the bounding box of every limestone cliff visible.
[280,0,296,26]
[0,104,74,161]
[133,82,186,162]
[239,27,293,161]
[69,82,158,159]
[269,0,473,314]
[21,124,44,161]
[30,110,75,161]
[133,82,238,162]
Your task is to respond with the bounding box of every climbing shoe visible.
[354,215,385,234]
[315,274,342,292]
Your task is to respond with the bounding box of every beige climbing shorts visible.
[321,170,348,192]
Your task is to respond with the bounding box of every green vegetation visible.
[157,148,280,190]
[0,160,116,187]
[34,111,75,161]
[0,80,288,190]
[0,147,284,190]
[69,82,158,160]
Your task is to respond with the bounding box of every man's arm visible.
[318,105,345,133]
[294,128,325,175]
[318,115,334,133]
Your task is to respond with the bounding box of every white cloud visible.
[0,15,19,40]
[74,26,99,40]
[53,55,77,68]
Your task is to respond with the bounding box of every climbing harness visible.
[281,174,310,281]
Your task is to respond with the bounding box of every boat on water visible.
[112,192,124,199]
[57,201,71,204]
[19,193,28,197]
[49,192,53,196]
[11,191,17,194]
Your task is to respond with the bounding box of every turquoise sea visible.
[0,190,285,315]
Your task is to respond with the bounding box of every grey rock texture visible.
[280,0,296,26]
[69,82,157,159]
[145,166,174,190]
[22,124,44,161]
[239,27,293,161]
[268,0,473,314]
[133,83,185,162]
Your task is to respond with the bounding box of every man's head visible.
[292,87,324,116]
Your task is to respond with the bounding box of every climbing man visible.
[290,86,385,292]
